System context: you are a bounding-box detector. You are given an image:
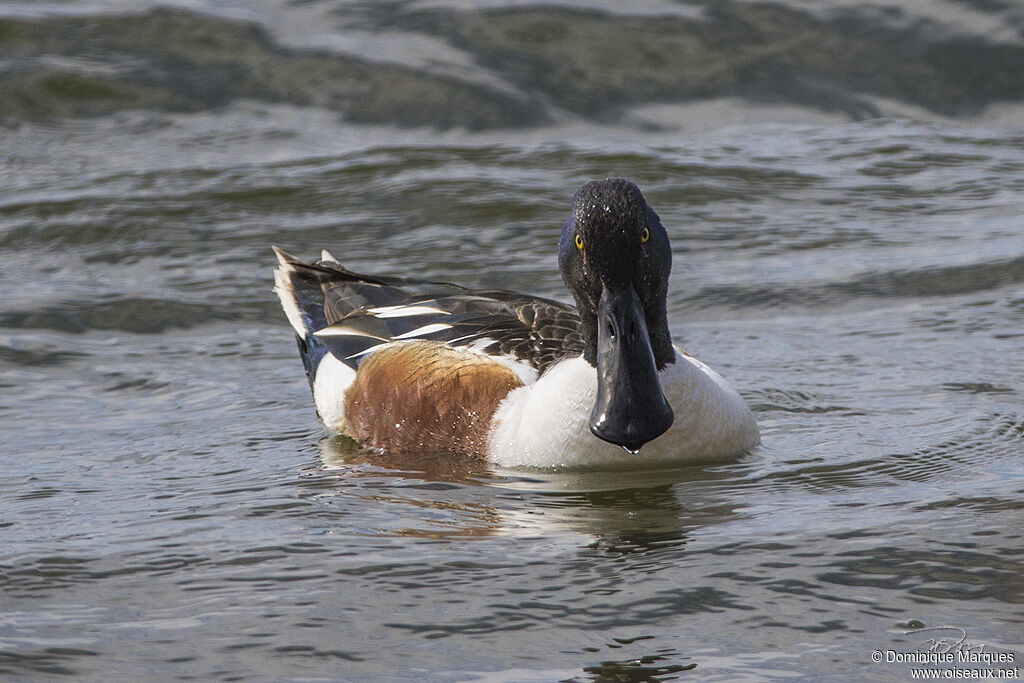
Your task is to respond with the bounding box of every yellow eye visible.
[575,233,584,250]
[641,227,650,243]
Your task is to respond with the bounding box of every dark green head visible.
[558,179,675,452]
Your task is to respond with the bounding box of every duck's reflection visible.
[314,436,743,547]
[316,434,496,483]
[580,648,696,682]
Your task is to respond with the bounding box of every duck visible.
[273,178,759,469]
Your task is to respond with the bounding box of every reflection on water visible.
[318,433,492,481]
[317,437,740,548]
[577,647,697,682]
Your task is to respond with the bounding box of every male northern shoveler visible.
[273,178,759,469]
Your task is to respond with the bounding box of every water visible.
[2,2,1023,680]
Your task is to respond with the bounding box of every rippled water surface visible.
[2,1,1023,680]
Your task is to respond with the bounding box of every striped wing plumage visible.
[273,248,584,381]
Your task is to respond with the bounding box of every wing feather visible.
[274,248,584,377]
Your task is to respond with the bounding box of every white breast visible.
[486,347,760,469]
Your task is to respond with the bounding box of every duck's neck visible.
[645,302,677,371]
[579,302,676,371]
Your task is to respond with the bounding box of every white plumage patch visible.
[312,353,356,433]
[345,342,390,361]
[368,304,450,318]
[272,257,308,341]
[486,347,760,469]
[313,325,387,340]
[392,322,454,339]
[487,356,599,469]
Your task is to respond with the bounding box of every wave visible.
[0,9,542,129]
[682,255,1024,312]
[2,3,1023,129]
[746,411,1024,496]
[0,297,277,334]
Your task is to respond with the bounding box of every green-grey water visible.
[2,2,1022,680]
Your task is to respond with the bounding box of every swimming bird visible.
[273,178,759,469]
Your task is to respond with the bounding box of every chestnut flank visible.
[343,341,523,457]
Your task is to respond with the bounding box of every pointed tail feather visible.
[272,246,331,387]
